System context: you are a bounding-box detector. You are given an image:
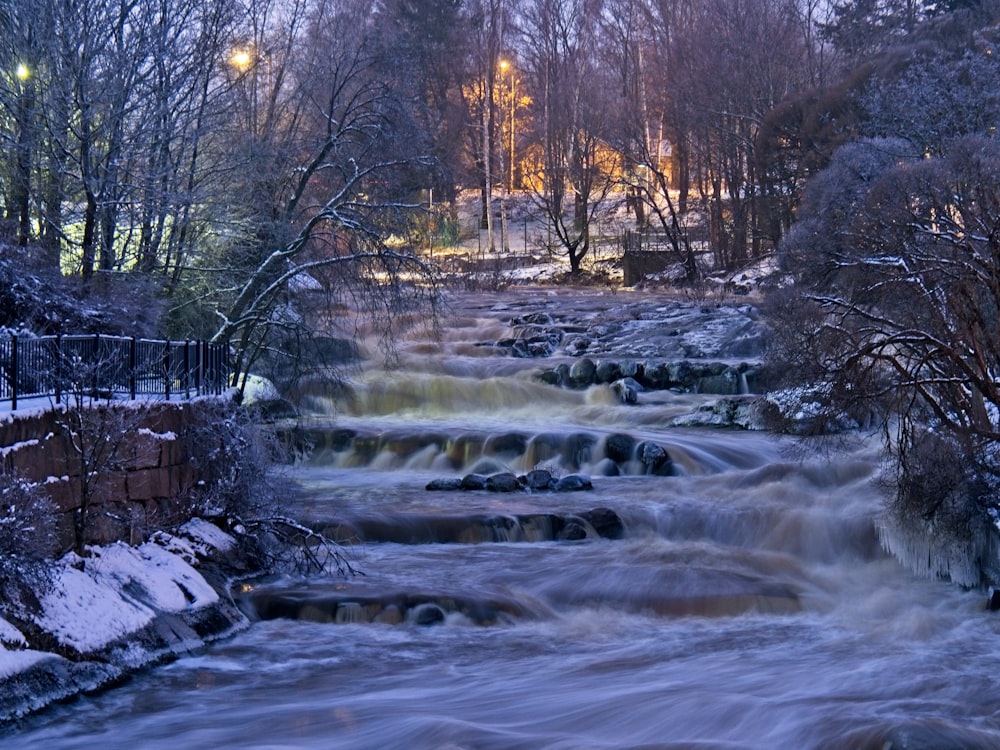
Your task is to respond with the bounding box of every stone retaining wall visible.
[0,399,226,550]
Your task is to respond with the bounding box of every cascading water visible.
[7,289,1000,750]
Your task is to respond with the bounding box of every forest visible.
[0,0,989,336]
[4,0,1000,517]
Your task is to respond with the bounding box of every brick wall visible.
[0,400,223,550]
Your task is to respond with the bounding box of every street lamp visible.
[15,63,29,81]
[230,48,253,72]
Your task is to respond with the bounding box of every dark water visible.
[7,291,1000,749]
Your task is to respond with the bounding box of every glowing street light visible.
[15,63,29,81]
[230,48,253,72]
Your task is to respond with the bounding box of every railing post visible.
[54,334,62,405]
[163,339,171,400]
[182,340,190,397]
[129,337,137,400]
[195,340,204,395]
[92,333,100,396]
[10,334,17,411]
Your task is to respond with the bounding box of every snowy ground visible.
[0,518,243,720]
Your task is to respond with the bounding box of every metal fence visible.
[0,334,229,410]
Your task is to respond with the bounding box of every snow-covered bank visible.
[0,518,256,723]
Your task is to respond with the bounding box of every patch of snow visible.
[0,438,39,459]
[0,649,58,680]
[137,428,177,440]
[32,537,222,653]
[0,617,26,647]
[179,517,236,556]
[241,374,281,404]
[35,564,154,652]
[86,541,219,612]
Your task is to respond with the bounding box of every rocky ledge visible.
[0,519,260,724]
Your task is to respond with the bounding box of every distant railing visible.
[0,334,229,410]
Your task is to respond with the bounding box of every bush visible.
[0,472,58,580]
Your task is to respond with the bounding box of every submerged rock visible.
[579,507,626,539]
[486,473,520,492]
[554,474,593,492]
[460,473,489,490]
[568,357,597,388]
[426,477,463,491]
[638,441,673,476]
[521,469,556,491]
[412,604,446,626]
[612,377,640,405]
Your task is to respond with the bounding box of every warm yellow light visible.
[230,48,252,70]
[499,59,509,72]
[15,63,29,80]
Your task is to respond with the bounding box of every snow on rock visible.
[0,650,58,680]
[31,531,228,654]
[86,541,220,612]
[0,617,26,648]
[179,517,237,556]
[34,564,154,653]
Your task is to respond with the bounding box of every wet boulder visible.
[511,312,554,326]
[521,469,556,491]
[536,369,562,386]
[564,336,592,356]
[555,474,593,492]
[604,433,636,464]
[557,519,589,541]
[696,366,741,395]
[640,361,673,390]
[412,603,446,626]
[638,441,673,476]
[594,360,622,384]
[579,507,625,539]
[460,473,489,490]
[486,473,521,493]
[425,477,463,491]
[568,357,597,388]
[612,377,640,405]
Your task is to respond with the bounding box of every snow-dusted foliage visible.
[0,472,57,565]
[772,132,1000,585]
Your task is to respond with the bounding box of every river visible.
[6,289,1000,749]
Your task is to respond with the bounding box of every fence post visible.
[92,333,100,396]
[163,339,171,400]
[129,337,137,400]
[10,334,17,411]
[183,340,190,397]
[54,334,62,405]
[195,340,204,395]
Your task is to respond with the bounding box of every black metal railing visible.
[0,334,229,410]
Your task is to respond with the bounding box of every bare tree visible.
[191,0,442,385]
[521,0,620,276]
[772,135,1000,584]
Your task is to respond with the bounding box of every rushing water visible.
[7,290,1000,749]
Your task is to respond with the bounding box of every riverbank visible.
[0,517,257,724]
